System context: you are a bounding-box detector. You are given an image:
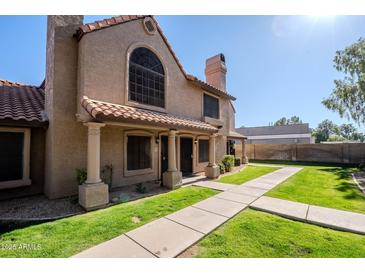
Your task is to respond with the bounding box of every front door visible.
[180,137,193,176]
[161,136,168,178]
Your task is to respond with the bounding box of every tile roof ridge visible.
[0,78,39,88]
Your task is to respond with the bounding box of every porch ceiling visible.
[81,96,218,133]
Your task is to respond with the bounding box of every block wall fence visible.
[235,143,365,164]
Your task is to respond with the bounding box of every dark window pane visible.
[127,136,151,170]
[129,47,165,108]
[198,139,209,163]
[0,132,24,181]
[203,94,219,119]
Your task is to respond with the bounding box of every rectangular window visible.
[203,94,219,119]
[0,132,24,182]
[127,136,151,170]
[198,139,209,163]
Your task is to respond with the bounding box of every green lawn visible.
[187,209,365,258]
[258,160,365,214]
[0,186,217,258]
[216,165,279,185]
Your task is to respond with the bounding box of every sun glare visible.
[307,14,337,24]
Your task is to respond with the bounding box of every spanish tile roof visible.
[81,96,218,132]
[186,75,236,101]
[76,15,235,101]
[228,130,246,140]
[0,79,47,126]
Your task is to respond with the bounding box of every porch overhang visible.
[227,130,247,140]
[81,96,219,133]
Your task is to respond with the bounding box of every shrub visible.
[218,163,225,174]
[135,183,147,194]
[359,161,365,171]
[222,155,235,172]
[76,168,87,185]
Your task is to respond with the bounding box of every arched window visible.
[129,47,165,108]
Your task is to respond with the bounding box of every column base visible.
[79,182,109,211]
[162,170,182,190]
[242,156,249,164]
[205,165,220,179]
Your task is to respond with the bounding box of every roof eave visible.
[0,118,49,128]
[187,76,236,101]
[94,113,218,133]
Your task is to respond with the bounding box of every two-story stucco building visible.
[0,15,246,209]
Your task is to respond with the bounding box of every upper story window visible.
[129,47,165,108]
[203,93,220,119]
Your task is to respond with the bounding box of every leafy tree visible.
[274,116,302,126]
[339,123,357,140]
[274,117,287,126]
[327,134,347,142]
[313,120,365,143]
[288,116,302,124]
[312,119,339,143]
[352,132,365,142]
[322,38,365,125]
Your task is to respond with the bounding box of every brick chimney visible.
[205,53,227,91]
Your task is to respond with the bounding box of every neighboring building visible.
[0,16,246,209]
[236,123,313,144]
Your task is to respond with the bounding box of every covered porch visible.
[78,96,220,210]
[227,130,248,165]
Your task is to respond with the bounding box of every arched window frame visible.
[126,44,167,112]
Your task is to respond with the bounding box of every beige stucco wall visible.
[44,16,237,198]
[77,19,204,121]
[215,135,227,163]
[45,16,88,199]
[76,17,236,173]
[100,126,159,188]
[100,125,213,188]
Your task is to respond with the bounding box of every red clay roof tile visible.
[0,79,47,126]
[81,96,218,132]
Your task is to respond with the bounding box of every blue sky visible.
[0,15,364,131]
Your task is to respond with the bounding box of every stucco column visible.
[85,122,105,183]
[208,134,217,167]
[176,135,181,171]
[167,130,177,172]
[242,138,248,164]
[205,133,220,179]
[163,130,182,189]
[79,122,109,210]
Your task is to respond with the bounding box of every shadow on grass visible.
[319,167,353,180]
[319,167,364,201]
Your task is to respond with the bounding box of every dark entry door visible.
[161,136,168,178]
[180,137,193,176]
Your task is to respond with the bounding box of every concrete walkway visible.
[250,196,365,235]
[73,167,302,258]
